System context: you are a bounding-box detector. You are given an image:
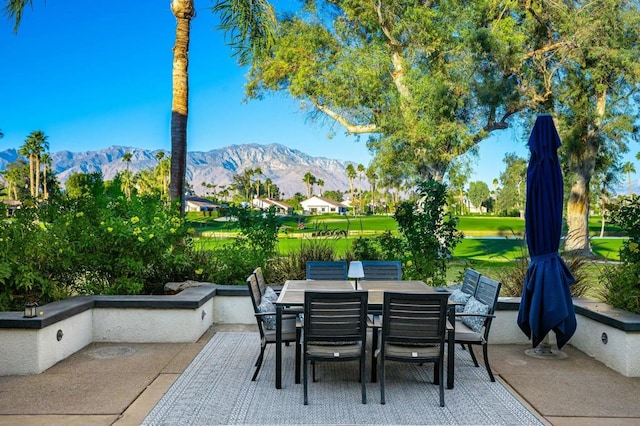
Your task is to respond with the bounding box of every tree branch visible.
[313,102,378,134]
[524,41,576,60]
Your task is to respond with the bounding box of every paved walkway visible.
[0,324,639,425]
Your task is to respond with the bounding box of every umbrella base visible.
[525,343,568,359]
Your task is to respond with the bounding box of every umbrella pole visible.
[525,333,568,359]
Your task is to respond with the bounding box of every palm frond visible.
[4,0,33,33]
[212,0,277,66]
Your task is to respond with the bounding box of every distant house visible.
[185,197,220,215]
[252,198,294,216]
[2,199,21,217]
[300,196,348,215]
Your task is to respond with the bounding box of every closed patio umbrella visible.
[517,114,576,350]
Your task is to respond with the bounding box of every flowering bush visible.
[0,189,191,310]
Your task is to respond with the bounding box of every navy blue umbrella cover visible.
[517,115,576,349]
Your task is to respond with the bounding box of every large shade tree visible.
[551,0,640,254]
[245,0,570,182]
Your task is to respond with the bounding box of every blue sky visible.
[1,0,637,189]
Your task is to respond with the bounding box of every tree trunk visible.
[565,171,592,254]
[35,156,41,198]
[169,0,194,214]
[43,165,48,199]
[29,154,35,197]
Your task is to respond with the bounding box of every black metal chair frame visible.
[246,274,301,382]
[305,261,348,280]
[374,291,449,406]
[302,290,368,405]
[453,275,502,382]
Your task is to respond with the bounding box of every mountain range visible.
[0,144,362,197]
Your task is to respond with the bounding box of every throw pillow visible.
[449,289,471,313]
[461,296,489,333]
[263,286,278,303]
[258,296,276,330]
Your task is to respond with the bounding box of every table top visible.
[275,279,450,307]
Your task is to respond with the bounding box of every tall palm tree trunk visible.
[29,154,35,197]
[169,0,194,214]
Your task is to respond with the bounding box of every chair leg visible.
[312,361,317,382]
[295,329,302,384]
[439,358,445,407]
[380,357,386,405]
[482,344,496,382]
[252,345,266,381]
[303,356,309,405]
[433,361,440,385]
[371,327,379,382]
[360,357,367,404]
[372,351,378,383]
[468,344,480,367]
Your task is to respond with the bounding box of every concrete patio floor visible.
[0,324,638,426]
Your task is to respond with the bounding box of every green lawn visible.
[189,213,624,237]
[191,213,624,261]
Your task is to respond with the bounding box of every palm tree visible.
[302,172,316,199]
[253,167,263,198]
[366,166,378,214]
[345,164,356,214]
[622,161,636,196]
[357,163,365,212]
[264,177,273,198]
[169,0,276,213]
[40,152,52,199]
[19,130,48,198]
[6,0,275,212]
[155,151,169,198]
[316,178,324,197]
[122,152,133,199]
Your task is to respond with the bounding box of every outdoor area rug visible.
[143,332,542,425]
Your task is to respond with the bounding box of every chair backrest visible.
[361,260,402,281]
[305,261,348,280]
[460,269,482,295]
[382,292,448,347]
[473,275,502,315]
[253,267,268,295]
[246,273,262,314]
[303,291,368,343]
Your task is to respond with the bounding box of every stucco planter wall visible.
[1,286,639,377]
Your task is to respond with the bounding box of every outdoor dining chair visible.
[253,266,283,295]
[305,261,348,280]
[302,290,368,405]
[361,260,402,281]
[460,268,482,296]
[452,275,502,382]
[246,274,301,381]
[374,291,449,407]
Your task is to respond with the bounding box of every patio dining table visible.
[274,280,454,390]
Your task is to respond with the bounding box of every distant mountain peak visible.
[0,143,360,197]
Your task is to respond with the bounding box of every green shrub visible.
[0,185,191,310]
[601,195,640,313]
[394,180,463,286]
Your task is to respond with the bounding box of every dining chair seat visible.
[264,319,298,343]
[380,343,440,359]
[306,342,362,358]
[452,322,486,344]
